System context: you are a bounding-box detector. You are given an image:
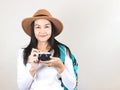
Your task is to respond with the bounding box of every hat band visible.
[34,14,48,17]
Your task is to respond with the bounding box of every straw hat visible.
[22,9,63,36]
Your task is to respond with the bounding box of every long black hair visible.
[23,21,72,65]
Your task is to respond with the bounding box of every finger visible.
[32,48,39,52]
[39,62,50,66]
[50,56,56,59]
[34,59,39,63]
[31,48,39,57]
[31,48,39,54]
[29,57,39,63]
[33,61,39,63]
[40,62,53,67]
[33,53,38,56]
[50,56,60,61]
[40,60,51,64]
[40,60,56,64]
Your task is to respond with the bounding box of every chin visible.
[38,39,49,42]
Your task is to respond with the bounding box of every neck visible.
[37,42,50,52]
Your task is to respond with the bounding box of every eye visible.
[45,25,49,28]
[35,26,41,29]
[34,24,41,29]
[36,26,40,28]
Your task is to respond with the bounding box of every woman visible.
[17,9,77,90]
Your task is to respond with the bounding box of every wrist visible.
[29,68,36,77]
[58,65,65,74]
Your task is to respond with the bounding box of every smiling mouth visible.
[40,35,47,37]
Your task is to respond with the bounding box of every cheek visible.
[34,30,38,36]
[47,30,52,35]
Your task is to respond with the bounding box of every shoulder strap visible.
[58,45,78,90]
[58,45,65,63]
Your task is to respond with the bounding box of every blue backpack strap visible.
[58,45,68,90]
[59,45,78,73]
[71,54,78,90]
[71,54,78,78]
[58,45,65,63]
[58,45,78,90]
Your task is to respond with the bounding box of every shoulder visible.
[17,48,24,58]
[58,44,70,50]
[17,48,25,64]
[18,48,24,53]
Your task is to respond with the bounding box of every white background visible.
[0,0,120,90]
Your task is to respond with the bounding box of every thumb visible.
[50,56,57,59]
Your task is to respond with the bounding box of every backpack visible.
[59,45,78,90]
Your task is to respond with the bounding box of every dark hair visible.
[23,20,72,65]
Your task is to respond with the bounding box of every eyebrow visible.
[34,23,51,26]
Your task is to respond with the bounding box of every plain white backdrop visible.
[0,0,120,90]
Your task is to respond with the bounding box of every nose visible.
[40,28,45,33]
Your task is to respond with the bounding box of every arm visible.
[38,48,76,89]
[17,49,34,90]
[60,52,76,90]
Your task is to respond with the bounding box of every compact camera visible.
[38,52,51,61]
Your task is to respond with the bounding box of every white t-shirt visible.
[17,49,76,90]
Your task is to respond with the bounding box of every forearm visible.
[29,67,36,77]
[60,52,77,90]
[17,75,34,90]
[60,69,76,90]
[17,49,34,90]
[17,64,34,90]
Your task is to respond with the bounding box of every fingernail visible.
[33,54,37,56]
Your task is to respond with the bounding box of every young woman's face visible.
[34,19,52,43]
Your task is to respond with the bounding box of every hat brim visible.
[22,16,63,36]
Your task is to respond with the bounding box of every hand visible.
[28,48,39,77]
[40,56,65,74]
